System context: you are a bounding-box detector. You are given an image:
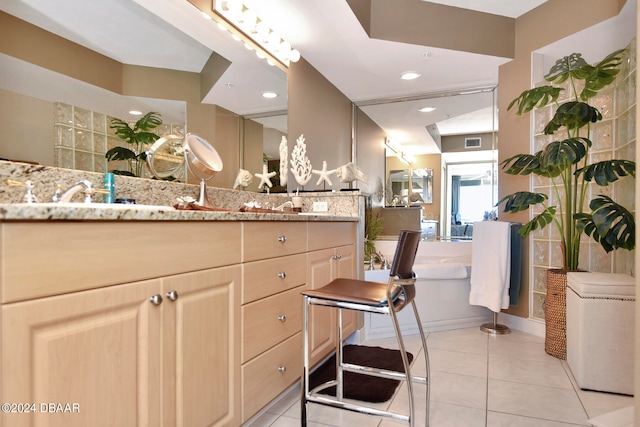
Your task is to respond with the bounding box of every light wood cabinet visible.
[1,266,241,427]
[306,244,357,366]
[240,223,308,422]
[2,279,162,427]
[0,219,358,426]
[307,222,358,366]
[161,267,241,427]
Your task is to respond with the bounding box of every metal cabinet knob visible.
[277,272,287,279]
[278,366,286,373]
[277,315,286,322]
[166,290,179,301]
[335,253,342,260]
[277,235,287,243]
[149,294,163,305]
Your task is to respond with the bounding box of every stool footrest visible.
[305,393,410,423]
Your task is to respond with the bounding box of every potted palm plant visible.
[497,48,635,359]
[106,111,163,177]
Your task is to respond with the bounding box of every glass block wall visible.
[530,40,636,321]
[53,102,185,179]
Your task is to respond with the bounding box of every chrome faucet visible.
[273,201,294,211]
[57,180,97,203]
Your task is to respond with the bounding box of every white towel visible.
[469,221,511,312]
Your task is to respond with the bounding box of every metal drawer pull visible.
[278,366,286,373]
[166,290,179,301]
[277,315,286,322]
[277,272,287,279]
[277,235,287,243]
[331,254,343,260]
[149,294,163,306]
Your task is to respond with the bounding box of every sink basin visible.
[13,203,175,210]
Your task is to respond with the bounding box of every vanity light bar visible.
[207,0,300,70]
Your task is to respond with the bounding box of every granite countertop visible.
[0,203,357,222]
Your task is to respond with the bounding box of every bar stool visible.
[301,229,429,426]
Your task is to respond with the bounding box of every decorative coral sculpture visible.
[279,136,289,186]
[290,134,312,187]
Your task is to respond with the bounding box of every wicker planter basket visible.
[544,269,567,360]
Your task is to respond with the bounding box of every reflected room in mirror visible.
[387,168,433,206]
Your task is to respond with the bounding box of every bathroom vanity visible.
[0,207,358,426]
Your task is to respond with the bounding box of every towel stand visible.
[477,222,522,335]
[480,311,510,335]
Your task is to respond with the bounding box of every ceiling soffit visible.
[346,0,515,59]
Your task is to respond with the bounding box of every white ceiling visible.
[1,0,635,156]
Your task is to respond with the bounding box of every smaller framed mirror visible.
[411,168,433,204]
[387,168,433,205]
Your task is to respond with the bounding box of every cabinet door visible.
[161,266,241,427]
[1,279,162,427]
[307,248,336,366]
[333,244,357,336]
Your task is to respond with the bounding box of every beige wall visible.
[288,58,353,191]
[0,89,54,165]
[355,108,386,205]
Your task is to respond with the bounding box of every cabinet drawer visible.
[242,222,307,262]
[242,333,301,422]
[1,222,242,303]
[241,286,302,363]
[242,253,307,304]
[307,222,355,251]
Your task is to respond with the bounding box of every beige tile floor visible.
[247,327,633,426]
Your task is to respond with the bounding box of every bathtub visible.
[363,240,491,340]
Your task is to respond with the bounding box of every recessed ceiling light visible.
[201,11,212,20]
[129,110,142,116]
[262,91,278,99]
[419,107,436,113]
[401,71,421,80]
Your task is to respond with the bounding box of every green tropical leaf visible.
[518,206,557,237]
[576,160,635,186]
[544,53,591,84]
[105,146,136,161]
[135,131,160,146]
[496,191,548,214]
[109,119,136,143]
[500,151,563,177]
[544,101,601,134]
[507,86,562,115]
[133,111,163,132]
[541,137,590,169]
[575,196,635,252]
[580,49,625,100]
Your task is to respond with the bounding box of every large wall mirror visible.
[0,1,287,191]
[360,87,497,239]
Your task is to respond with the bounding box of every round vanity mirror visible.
[146,133,223,208]
[183,133,223,208]
[184,133,223,179]
[146,135,186,180]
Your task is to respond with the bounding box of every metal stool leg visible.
[411,300,430,427]
[301,295,310,426]
[389,305,415,426]
[336,308,344,400]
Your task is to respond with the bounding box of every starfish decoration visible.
[254,164,276,190]
[312,161,336,186]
